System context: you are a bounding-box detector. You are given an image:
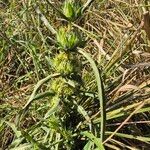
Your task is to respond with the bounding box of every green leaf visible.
[21,130,49,150]
[81,131,105,150]
[83,141,94,150]
[33,91,55,101]
[63,1,74,20]
[44,96,61,119]
[23,73,60,111]
[78,48,106,142]
[9,138,25,149]
[16,73,60,121]
[73,100,91,128]
[9,143,32,150]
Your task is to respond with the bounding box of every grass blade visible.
[35,7,57,34]
[83,141,94,150]
[103,100,147,144]
[106,132,150,144]
[82,0,95,13]
[45,0,68,20]
[78,48,106,142]
[23,73,60,111]
[4,121,21,138]
[9,144,32,150]
[81,131,105,150]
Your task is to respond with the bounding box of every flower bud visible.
[63,0,82,21]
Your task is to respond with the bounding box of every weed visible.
[0,0,150,149]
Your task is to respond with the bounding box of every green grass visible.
[0,0,150,149]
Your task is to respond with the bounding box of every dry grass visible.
[0,0,150,149]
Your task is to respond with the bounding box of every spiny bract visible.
[51,77,75,97]
[53,52,75,75]
[56,27,81,51]
[62,0,82,21]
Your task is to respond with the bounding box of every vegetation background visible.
[0,0,150,149]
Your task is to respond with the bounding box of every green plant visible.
[52,52,75,75]
[51,77,75,97]
[56,26,82,51]
[1,0,150,150]
[62,0,82,21]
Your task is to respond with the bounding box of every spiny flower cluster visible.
[51,77,75,97]
[51,28,81,97]
[50,0,84,98]
[56,27,82,51]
